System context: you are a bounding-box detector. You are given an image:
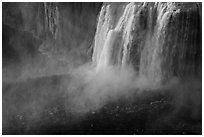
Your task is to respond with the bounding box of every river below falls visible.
[2,74,202,135]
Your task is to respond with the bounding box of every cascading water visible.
[2,3,202,134]
[44,2,59,39]
[92,3,136,70]
[92,2,201,84]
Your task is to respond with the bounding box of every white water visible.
[92,2,201,84]
[92,3,136,70]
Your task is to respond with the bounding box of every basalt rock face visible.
[3,2,202,83]
[92,2,202,84]
[3,2,102,81]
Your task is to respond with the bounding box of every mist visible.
[2,2,202,135]
[3,62,201,134]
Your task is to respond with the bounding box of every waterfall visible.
[139,3,181,83]
[92,3,136,70]
[44,2,59,39]
[92,2,201,84]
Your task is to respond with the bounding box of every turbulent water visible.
[2,2,202,134]
[92,2,201,84]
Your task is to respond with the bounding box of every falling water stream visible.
[2,2,202,134]
[92,2,201,84]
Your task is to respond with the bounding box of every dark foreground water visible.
[2,74,202,135]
